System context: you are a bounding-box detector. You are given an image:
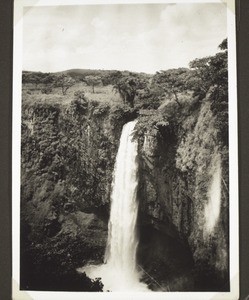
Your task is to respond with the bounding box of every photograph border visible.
[12,0,239,299]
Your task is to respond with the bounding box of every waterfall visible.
[204,153,222,234]
[80,120,148,291]
[104,120,139,274]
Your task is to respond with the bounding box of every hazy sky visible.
[23,3,227,74]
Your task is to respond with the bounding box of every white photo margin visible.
[12,0,239,299]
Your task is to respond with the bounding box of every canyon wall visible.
[137,99,229,290]
[21,94,229,291]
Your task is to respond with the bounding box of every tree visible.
[22,72,30,84]
[219,38,227,50]
[54,75,76,95]
[188,38,228,144]
[135,84,164,109]
[101,70,123,86]
[209,39,228,145]
[152,68,190,106]
[70,90,88,115]
[113,74,148,108]
[188,38,228,99]
[22,72,42,89]
[41,73,55,85]
[40,73,56,94]
[84,76,102,93]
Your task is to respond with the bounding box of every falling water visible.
[80,120,148,291]
[204,153,222,234]
[104,120,140,275]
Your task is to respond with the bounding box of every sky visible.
[23,3,227,74]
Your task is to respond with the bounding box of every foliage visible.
[109,103,136,126]
[152,68,190,106]
[41,86,53,94]
[74,90,87,101]
[135,85,164,109]
[113,74,148,108]
[188,39,228,98]
[22,72,41,88]
[84,75,102,93]
[69,90,88,115]
[101,70,123,86]
[41,73,56,85]
[134,110,169,142]
[219,38,227,50]
[188,38,228,144]
[54,74,76,95]
[22,72,56,90]
[92,102,111,117]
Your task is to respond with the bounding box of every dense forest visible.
[20,39,229,291]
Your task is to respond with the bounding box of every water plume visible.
[80,121,148,291]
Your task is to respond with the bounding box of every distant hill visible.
[22,69,153,88]
[59,69,116,81]
[23,68,152,80]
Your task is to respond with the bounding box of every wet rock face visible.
[137,102,229,290]
[138,128,185,239]
[137,224,195,291]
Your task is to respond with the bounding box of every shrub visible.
[41,86,53,94]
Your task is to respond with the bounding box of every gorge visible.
[20,98,229,292]
[20,45,229,292]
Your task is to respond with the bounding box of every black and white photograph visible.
[12,0,238,299]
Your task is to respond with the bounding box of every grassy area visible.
[22,82,123,107]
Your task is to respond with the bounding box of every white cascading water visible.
[80,120,148,291]
[204,153,222,234]
[104,120,140,277]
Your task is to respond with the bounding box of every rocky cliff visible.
[20,99,136,290]
[21,91,229,291]
[136,97,229,290]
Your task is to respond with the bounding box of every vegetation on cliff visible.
[134,39,229,290]
[21,39,228,291]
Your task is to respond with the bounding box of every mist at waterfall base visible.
[78,121,149,292]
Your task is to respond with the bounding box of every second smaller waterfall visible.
[204,153,222,234]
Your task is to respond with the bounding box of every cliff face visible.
[137,100,229,290]
[21,94,229,291]
[20,100,136,290]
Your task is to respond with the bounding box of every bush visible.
[92,103,110,117]
[41,86,53,94]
